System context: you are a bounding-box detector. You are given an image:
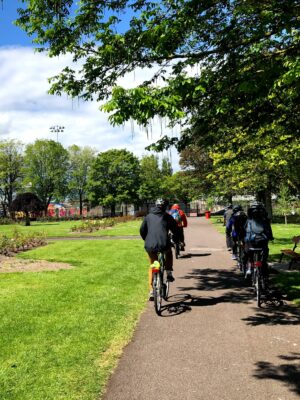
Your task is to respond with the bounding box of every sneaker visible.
[148,290,154,301]
[167,273,175,282]
[232,254,237,260]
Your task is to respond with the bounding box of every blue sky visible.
[0,1,179,169]
[0,1,32,46]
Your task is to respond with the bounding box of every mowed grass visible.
[210,216,300,305]
[0,239,149,400]
[0,219,141,238]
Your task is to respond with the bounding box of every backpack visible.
[233,211,247,239]
[245,218,267,242]
[169,208,182,225]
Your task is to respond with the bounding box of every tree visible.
[0,140,24,217]
[161,157,173,177]
[276,185,293,224]
[10,192,43,226]
[179,145,215,198]
[16,1,299,202]
[138,155,162,208]
[160,171,199,206]
[24,140,69,214]
[88,149,141,216]
[68,145,96,215]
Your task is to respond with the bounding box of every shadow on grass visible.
[254,353,300,396]
[275,272,300,304]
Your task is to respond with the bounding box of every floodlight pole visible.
[49,125,65,142]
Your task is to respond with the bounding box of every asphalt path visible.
[102,217,300,400]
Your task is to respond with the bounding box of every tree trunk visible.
[111,204,115,217]
[227,194,233,204]
[25,211,30,226]
[79,192,83,216]
[284,214,288,224]
[256,189,273,220]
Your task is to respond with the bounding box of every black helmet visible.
[249,201,264,209]
[248,201,266,218]
[155,198,169,210]
[233,204,243,213]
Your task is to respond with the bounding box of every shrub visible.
[0,230,47,256]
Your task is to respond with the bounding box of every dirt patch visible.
[0,255,73,273]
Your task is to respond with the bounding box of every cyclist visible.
[169,203,188,251]
[140,198,180,300]
[243,202,274,278]
[226,205,247,260]
[224,204,233,250]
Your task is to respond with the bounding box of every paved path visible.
[102,217,300,400]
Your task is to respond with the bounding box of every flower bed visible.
[0,230,47,256]
[71,216,138,233]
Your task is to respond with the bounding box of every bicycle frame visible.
[248,247,265,307]
[152,251,169,316]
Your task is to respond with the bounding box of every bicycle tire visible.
[163,269,169,300]
[153,273,162,315]
[256,270,262,307]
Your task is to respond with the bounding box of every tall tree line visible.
[12,0,299,212]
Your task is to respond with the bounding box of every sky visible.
[0,1,180,169]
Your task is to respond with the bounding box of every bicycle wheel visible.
[238,243,244,272]
[255,270,262,307]
[153,273,162,315]
[163,269,169,300]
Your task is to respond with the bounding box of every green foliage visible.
[137,154,162,203]
[71,216,138,233]
[68,145,96,215]
[14,1,299,199]
[24,140,69,212]
[0,139,24,215]
[88,149,141,211]
[275,185,293,224]
[160,171,198,204]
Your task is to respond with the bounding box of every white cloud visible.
[0,46,180,170]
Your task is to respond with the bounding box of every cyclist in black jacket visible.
[140,199,180,299]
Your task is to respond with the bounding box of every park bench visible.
[279,236,300,270]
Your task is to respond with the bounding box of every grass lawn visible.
[210,216,300,305]
[0,239,149,399]
[0,219,141,238]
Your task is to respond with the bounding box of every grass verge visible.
[0,239,148,399]
[0,219,141,238]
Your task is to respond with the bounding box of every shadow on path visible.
[178,267,248,293]
[179,253,212,259]
[170,267,299,324]
[242,305,300,326]
[254,353,300,396]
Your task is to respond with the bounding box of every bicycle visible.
[236,239,245,273]
[151,251,170,316]
[247,247,267,307]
